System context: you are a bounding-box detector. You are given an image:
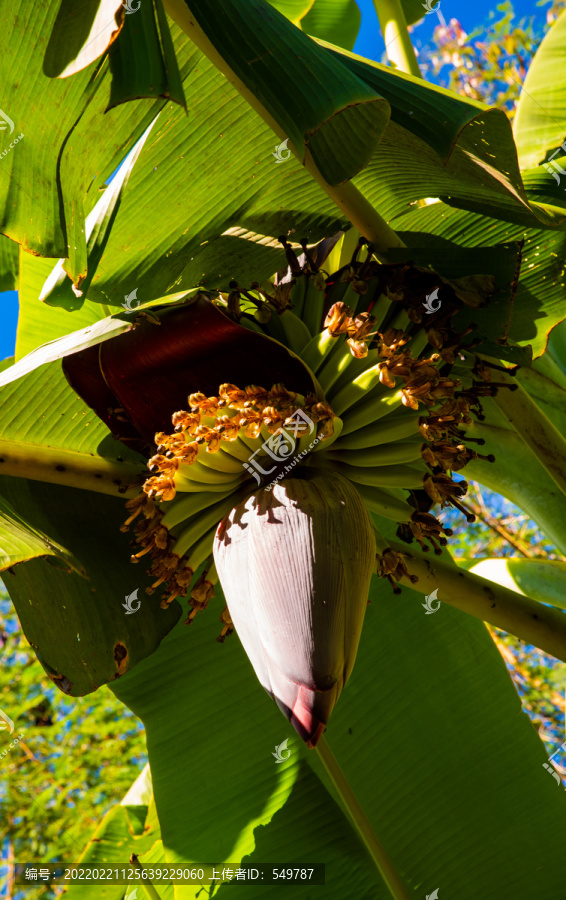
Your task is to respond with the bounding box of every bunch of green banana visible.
[123,233,505,628]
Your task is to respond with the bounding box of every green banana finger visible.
[355,484,415,523]
[185,526,218,574]
[407,328,431,359]
[326,439,424,468]
[288,274,308,321]
[301,273,327,336]
[335,410,420,448]
[300,328,338,373]
[369,293,393,330]
[328,347,382,398]
[172,494,242,559]
[317,339,355,394]
[310,416,344,453]
[279,309,312,354]
[179,461,242,485]
[339,390,407,435]
[194,445,244,474]
[316,459,425,489]
[328,365,395,416]
[161,487,240,530]
[218,434,259,463]
[174,470,244,492]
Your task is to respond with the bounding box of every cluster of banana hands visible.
[117,236,510,747]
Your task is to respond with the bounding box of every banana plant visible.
[1,1,566,898]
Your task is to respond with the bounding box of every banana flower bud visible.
[213,472,376,747]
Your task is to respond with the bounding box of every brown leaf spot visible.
[114,642,129,675]
[51,673,73,694]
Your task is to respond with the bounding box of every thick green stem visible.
[487,364,566,500]
[315,737,411,900]
[372,0,422,78]
[0,440,142,498]
[131,855,163,900]
[388,540,566,663]
[162,0,405,259]
[304,174,406,257]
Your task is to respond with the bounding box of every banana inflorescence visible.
[122,235,509,632]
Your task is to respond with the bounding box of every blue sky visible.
[0,0,549,362]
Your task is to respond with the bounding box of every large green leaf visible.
[1,477,180,696]
[464,417,566,557]
[40,120,158,306]
[0,315,145,498]
[513,10,566,170]
[0,0,168,266]
[464,558,566,611]
[163,0,389,187]
[266,0,314,19]
[65,765,172,900]
[326,44,565,228]
[56,21,347,303]
[0,491,82,573]
[390,202,566,356]
[16,250,106,360]
[400,0,435,26]
[43,0,124,78]
[110,568,566,898]
[108,0,187,110]
[67,19,564,310]
[0,236,18,291]
[301,0,362,51]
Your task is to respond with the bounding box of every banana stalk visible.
[390,540,566,664]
